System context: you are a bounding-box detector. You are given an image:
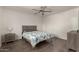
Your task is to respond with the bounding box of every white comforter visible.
[22,31,54,47]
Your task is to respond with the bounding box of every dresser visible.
[67,31,79,51]
[2,33,16,43]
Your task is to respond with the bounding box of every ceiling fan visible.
[32,6,52,16]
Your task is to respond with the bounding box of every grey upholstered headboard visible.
[22,25,37,33]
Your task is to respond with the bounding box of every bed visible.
[22,25,54,47]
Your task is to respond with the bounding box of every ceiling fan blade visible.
[34,12,39,14]
[43,11,52,12]
[34,11,41,14]
[32,9,39,11]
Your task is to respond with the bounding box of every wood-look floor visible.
[0,37,71,52]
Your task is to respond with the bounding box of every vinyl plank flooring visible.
[0,37,68,52]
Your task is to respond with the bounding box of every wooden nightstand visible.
[2,33,16,43]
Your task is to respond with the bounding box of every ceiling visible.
[4,6,77,16]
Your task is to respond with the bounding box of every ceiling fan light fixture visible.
[32,6,52,16]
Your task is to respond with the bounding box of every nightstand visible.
[2,33,16,43]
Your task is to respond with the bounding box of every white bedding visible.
[22,31,54,47]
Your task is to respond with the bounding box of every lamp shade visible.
[8,27,13,32]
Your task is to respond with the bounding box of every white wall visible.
[0,7,79,41]
[2,8,42,39]
[43,8,79,40]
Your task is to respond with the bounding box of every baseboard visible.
[54,36,67,40]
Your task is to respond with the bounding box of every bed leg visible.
[22,36,23,39]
